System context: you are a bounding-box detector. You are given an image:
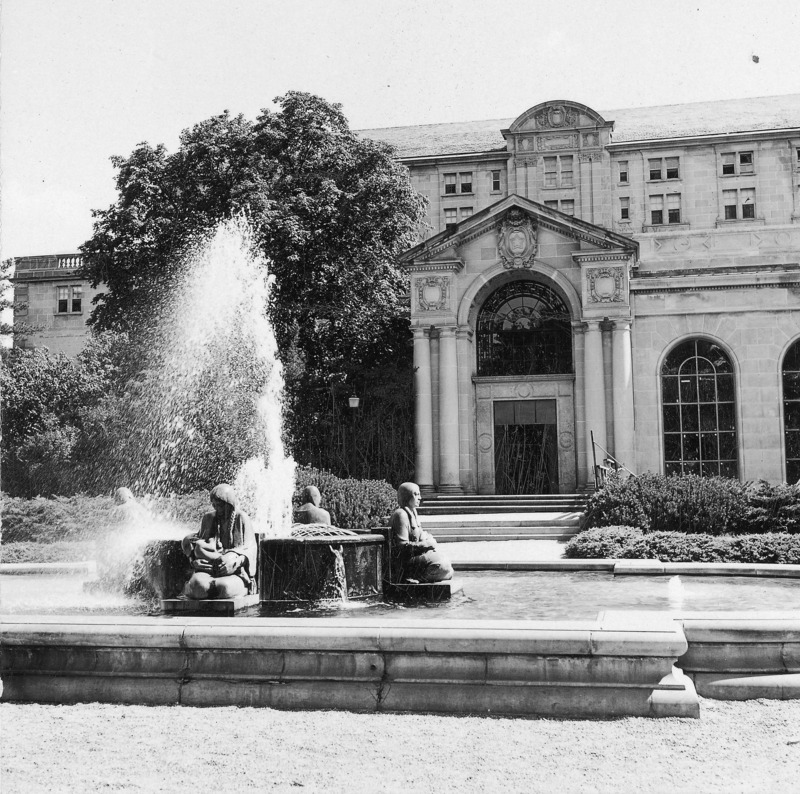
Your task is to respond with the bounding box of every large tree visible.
[80,92,426,482]
[82,91,426,380]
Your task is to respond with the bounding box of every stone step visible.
[424,513,583,529]
[437,531,580,543]
[421,504,586,515]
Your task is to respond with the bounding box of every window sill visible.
[442,193,474,198]
[642,223,690,232]
[646,178,682,183]
[541,185,575,191]
[714,217,765,228]
[54,312,83,316]
[719,173,756,179]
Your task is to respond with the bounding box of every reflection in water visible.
[3,570,800,620]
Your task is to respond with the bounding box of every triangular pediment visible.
[400,194,638,268]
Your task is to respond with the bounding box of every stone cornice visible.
[399,150,510,167]
[631,267,800,293]
[572,249,635,264]
[607,126,800,152]
[404,259,464,274]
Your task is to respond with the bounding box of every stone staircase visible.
[418,493,589,542]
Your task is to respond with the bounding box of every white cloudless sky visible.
[1,0,799,259]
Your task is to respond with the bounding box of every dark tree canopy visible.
[81,92,427,382]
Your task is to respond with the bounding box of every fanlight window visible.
[661,339,738,478]
[782,339,800,483]
[476,281,572,377]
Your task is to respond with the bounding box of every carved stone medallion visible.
[498,209,538,270]
[535,105,579,129]
[417,276,450,311]
[587,267,624,303]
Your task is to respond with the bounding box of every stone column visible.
[612,318,636,472]
[456,326,476,493]
[583,320,607,478]
[413,327,434,494]
[438,326,462,493]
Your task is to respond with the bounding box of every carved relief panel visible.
[416,275,451,312]
[498,208,538,269]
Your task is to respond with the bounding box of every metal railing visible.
[590,431,637,490]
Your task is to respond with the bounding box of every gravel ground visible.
[2,699,799,792]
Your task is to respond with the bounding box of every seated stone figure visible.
[389,482,453,583]
[180,484,257,599]
[294,485,332,525]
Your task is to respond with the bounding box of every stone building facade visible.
[10,253,99,357]
[362,94,800,492]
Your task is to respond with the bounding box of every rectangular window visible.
[444,173,456,194]
[723,189,738,219]
[544,200,558,210]
[620,197,630,220]
[649,158,663,180]
[721,151,755,176]
[71,286,83,313]
[57,286,69,314]
[722,188,756,220]
[666,157,680,179]
[649,195,664,225]
[618,161,629,184]
[722,154,736,175]
[444,208,457,225]
[741,187,756,218]
[560,156,573,187]
[459,172,473,193]
[561,199,575,216]
[491,170,501,191]
[460,207,473,220]
[667,194,681,224]
[544,157,557,187]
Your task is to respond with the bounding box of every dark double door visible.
[493,399,558,494]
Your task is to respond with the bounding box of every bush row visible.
[587,474,800,535]
[293,466,396,529]
[1,541,96,564]
[1,469,397,546]
[565,525,800,564]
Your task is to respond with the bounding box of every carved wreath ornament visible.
[587,267,624,303]
[498,208,538,270]
[534,105,579,129]
[417,276,450,311]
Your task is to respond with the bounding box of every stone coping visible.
[0,611,688,657]
[453,560,800,578]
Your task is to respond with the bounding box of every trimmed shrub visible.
[565,525,800,564]
[587,473,800,535]
[293,466,396,529]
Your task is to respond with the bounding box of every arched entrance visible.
[473,279,575,494]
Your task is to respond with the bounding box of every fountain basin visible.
[259,534,385,607]
[0,612,699,718]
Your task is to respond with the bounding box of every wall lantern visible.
[348,395,360,409]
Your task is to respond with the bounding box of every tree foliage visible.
[81,92,427,382]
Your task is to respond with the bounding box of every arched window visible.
[783,339,800,483]
[661,339,738,478]
[476,281,572,377]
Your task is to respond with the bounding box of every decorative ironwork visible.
[661,339,739,478]
[476,281,573,376]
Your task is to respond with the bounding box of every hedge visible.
[1,541,95,564]
[565,525,800,564]
[587,474,800,535]
[293,466,396,529]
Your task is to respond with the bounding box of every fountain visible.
[4,218,798,718]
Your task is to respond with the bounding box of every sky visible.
[2,0,799,259]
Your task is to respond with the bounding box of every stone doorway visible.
[493,399,558,494]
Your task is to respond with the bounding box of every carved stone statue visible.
[294,485,332,526]
[389,482,453,583]
[180,484,257,599]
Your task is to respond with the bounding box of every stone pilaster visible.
[412,327,434,493]
[438,326,462,493]
[612,318,636,472]
[583,320,607,474]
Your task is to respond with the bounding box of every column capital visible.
[582,318,603,332]
[455,325,474,341]
[438,325,458,338]
[412,327,428,340]
[613,317,633,332]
